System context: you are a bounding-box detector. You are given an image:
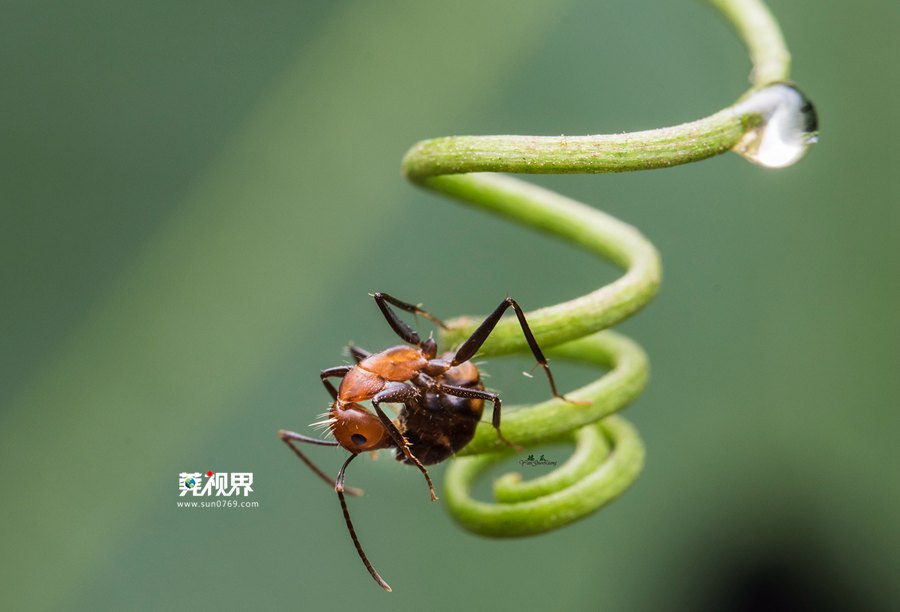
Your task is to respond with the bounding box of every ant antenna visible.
[338,490,392,592]
[336,453,392,592]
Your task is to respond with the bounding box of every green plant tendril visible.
[400,0,798,537]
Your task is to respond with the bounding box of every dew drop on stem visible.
[732,83,818,169]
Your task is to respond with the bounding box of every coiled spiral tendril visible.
[400,0,816,537]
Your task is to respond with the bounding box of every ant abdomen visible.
[396,396,481,465]
[395,356,486,465]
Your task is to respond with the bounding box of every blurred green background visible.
[2,1,897,610]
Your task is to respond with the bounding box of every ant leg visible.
[371,292,448,347]
[346,344,371,364]
[321,365,352,400]
[451,297,578,403]
[373,292,449,329]
[278,430,363,496]
[370,382,437,501]
[436,384,520,451]
[335,453,392,592]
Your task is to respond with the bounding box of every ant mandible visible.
[278,292,573,592]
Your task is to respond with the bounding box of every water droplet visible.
[731,83,818,168]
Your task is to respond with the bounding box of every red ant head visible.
[331,403,389,453]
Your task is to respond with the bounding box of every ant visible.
[279,292,574,591]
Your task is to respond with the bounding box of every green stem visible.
[709,0,791,85]
[403,108,745,179]
[402,0,794,537]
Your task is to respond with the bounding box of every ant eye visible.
[351,434,367,446]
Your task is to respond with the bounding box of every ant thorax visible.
[356,346,426,381]
[336,345,426,404]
